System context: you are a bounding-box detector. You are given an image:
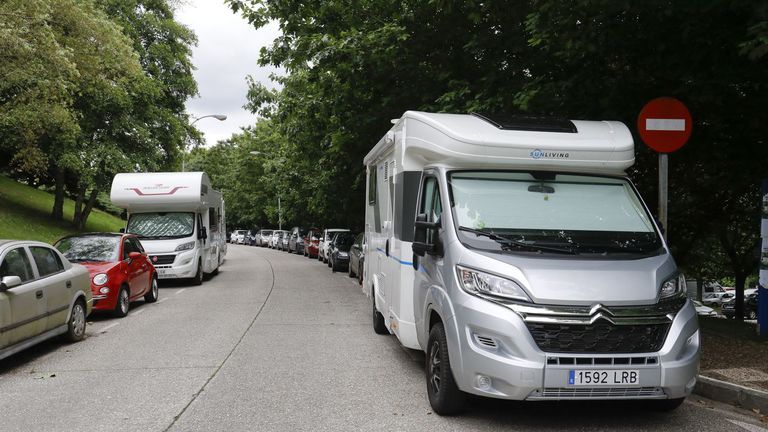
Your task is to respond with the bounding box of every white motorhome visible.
[110,172,226,285]
[363,112,699,414]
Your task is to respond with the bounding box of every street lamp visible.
[249,150,281,230]
[183,114,228,171]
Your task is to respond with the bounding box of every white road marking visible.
[100,322,120,333]
[175,289,186,295]
[646,118,686,131]
[728,419,768,432]
[130,309,145,317]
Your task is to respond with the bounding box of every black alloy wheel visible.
[426,323,466,415]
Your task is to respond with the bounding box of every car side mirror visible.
[412,213,441,257]
[119,228,126,233]
[0,275,22,291]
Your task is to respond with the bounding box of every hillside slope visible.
[0,175,125,244]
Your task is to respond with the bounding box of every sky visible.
[176,1,281,146]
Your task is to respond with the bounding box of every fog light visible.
[477,375,492,390]
[99,287,109,294]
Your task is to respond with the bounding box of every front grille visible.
[150,255,176,265]
[526,320,670,353]
[530,387,664,400]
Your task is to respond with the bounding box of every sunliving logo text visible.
[530,149,570,159]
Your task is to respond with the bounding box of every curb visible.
[694,375,768,413]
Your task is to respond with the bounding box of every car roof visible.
[0,240,59,249]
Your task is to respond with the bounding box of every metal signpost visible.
[637,97,693,238]
[759,179,768,336]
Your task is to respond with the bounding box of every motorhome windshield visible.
[448,171,662,256]
[127,212,195,239]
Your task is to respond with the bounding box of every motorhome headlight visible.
[92,273,108,286]
[456,266,531,302]
[175,241,195,252]
[660,273,686,299]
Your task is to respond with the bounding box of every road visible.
[0,245,765,431]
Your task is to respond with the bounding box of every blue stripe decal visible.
[376,248,414,266]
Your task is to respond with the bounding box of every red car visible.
[304,228,323,258]
[55,233,158,317]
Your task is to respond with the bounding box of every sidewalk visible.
[694,317,768,415]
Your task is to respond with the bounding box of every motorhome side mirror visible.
[119,228,125,233]
[0,276,22,291]
[200,227,208,240]
[412,242,432,257]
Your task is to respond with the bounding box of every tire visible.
[66,299,87,342]
[212,253,220,276]
[348,262,356,278]
[331,258,337,272]
[358,266,363,285]
[372,294,388,335]
[426,323,466,415]
[144,277,159,303]
[192,260,203,286]
[114,286,130,317]
[648,398,685,412]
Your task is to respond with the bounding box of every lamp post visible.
[183,114,227,171]
[249,151,281,230]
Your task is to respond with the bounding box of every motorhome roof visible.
[365,111,635,174]
[110,172,219,212]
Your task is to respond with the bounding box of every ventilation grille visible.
[526,321,670,353]
[532,387,664,400]
[150,255,176,265]
[546,356,658,366]
[473,334,498,349]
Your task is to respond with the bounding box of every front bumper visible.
[446,297,700,401]
[153,250,198,279]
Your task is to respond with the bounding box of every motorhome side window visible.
[209,208,218,232]
[420,177,441,222]
[368,167,377,205]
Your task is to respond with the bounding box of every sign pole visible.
[659,154,669,239]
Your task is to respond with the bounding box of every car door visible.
[123,238,150,297]
[0,246,45,347]
[128,237,151,296]
[29,246,71,332]
[413,174,445,334]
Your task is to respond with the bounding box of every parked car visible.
[0,240,92,360]
[721,289,759,320]
[55,233,158,317]
[329,232,356,272]
[319,228,349,263]
[304,228,323,258]
[692,300,718,317]
[231,230,248,245]
[268,231,280,248]
[257,229,273,247]
[686,279,732,306]
[348,232,365,283]
[246,230,258,246]
[278,232,291,251]
[288,227,308,254]
[270,231,287,249]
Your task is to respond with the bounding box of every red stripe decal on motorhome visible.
[126,186,188,196]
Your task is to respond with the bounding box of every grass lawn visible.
[0,175,125,244]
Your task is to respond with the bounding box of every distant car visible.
[278,232,291,251]
[721,289,759,320]
[55,233,158,317]
[257,229,273,247]
[0,240,92,360]
[288,227,307,254]
[692,300,717,317]
[304,228,322,258]
[319,229,350,263]
[231,230,247,245]
[348,232,365,283]
[329,232,356,272]
[246,230,258,246]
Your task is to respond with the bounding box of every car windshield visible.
[334,233,356,251]
[55,236,120,262]
[262,230,272,235]
[127,212,195,239]
[448,171,662,256]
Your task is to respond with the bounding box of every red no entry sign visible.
[637,97,692,153]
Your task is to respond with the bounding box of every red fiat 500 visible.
[55,233,158,317]
[304,228,322,258]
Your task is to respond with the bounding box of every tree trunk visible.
[73,186,85,227]
[696,278,703,302]
[51,165,65,220]
[734,273,747,323]
[76,188,99,230]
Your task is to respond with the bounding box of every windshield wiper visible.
[458,226,577,255]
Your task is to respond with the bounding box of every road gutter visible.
[695,375,768,414]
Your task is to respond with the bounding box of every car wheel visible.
[426,323,466,415]
[114,286,130,317]
[66,299,87,342]
[211,253,221,276]
[748,310,757,320]
[648,398,685,412]
[348,263,356,278]
[192,260,203,286]
[144,277,159,303]
[372,294,388,335]
[331,258,337,272]
[358,266,364,285]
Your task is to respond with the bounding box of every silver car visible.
[0,240,92,360]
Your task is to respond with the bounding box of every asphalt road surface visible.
[0,245,765,432]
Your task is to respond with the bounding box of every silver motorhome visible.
[363,112,699,414]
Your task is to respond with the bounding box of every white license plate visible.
[569,369,639,386]
[157,269,174,277]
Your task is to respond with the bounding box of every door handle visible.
[66,280,72,289]
[36,290,43,299]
